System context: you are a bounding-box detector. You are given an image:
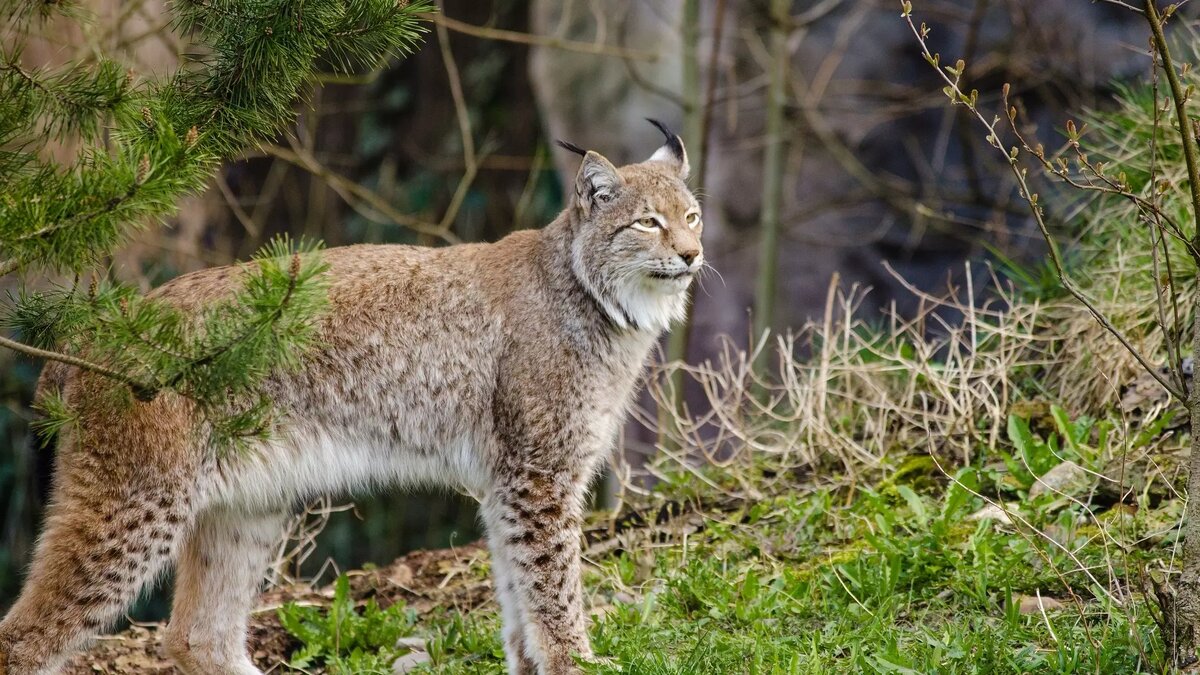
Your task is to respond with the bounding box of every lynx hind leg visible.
[164,507,288,675]
[0,442,195,674]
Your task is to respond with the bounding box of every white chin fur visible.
[615,276,691,333]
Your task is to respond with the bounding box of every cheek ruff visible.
[571,239,692,333]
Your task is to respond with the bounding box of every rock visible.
[1029,461,1092,500]
[394,637,427,651]
[968,503,1016,525]
[392,650,432,674]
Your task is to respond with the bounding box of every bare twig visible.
[0,333,152,398]
[433,4,477,234]
[1146,46,1188,394]
[257,143,458,244]
[429,13,658,62]
[215,171,262,238]
[900,3,1186,403]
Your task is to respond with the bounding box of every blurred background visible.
[0,0,1155,612]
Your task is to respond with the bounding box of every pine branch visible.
[0,0,77,22]
[157,251,307,395]
[0,0,431,449]
[0,121,214,271]
[0,0,432,275]
[0,55,129,141]
[0,333,154,399]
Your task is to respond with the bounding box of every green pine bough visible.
[0,0,431,449]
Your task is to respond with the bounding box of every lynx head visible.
[560,120,704,334]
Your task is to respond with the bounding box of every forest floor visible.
[66,542,494,674]
[69,406,1184,674]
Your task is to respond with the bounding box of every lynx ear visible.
[645,118,689,179]
[574,150,623,212]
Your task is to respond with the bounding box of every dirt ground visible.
[63,542,492,674]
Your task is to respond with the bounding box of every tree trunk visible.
[1179,280,1200,665]
[752,0,791,366]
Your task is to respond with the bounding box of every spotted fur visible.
[0,130,702,675]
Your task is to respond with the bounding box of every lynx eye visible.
[630,216,662,233]
[686,212,701,228]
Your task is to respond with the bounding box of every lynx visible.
[0,120,703,675]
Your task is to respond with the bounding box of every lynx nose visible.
[678,250,698,266]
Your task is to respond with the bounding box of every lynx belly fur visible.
[0,121,703,675]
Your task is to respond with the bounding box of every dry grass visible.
[638,264,1064,488]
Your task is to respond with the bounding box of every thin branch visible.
[1149,221,1180,389]
[434,3,477,233]
[620,50,684,106]
[1146,0,1200,251]
[1096,0,1144,13]
[999,93,1197,256]
[428,13,658,62]
[900,4,1187,403]
[1146,37,1188,394]
[216,171,262,238]
[13,172,144,246]
[256,143,459,244]
[0,333,152,398]
[787,0,846,27]
[157,256,300,394]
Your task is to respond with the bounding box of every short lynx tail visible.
[0,401,197,674]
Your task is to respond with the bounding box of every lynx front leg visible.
[487,547,539,675]
[484,469,590,675]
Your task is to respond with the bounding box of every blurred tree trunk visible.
[751,0,791,363]
[661,0,705,448]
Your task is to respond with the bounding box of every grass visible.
[269,267,1188,673]
[274,396,1184,673]
[278,575,420,674]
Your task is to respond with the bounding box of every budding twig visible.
[900,1,1186,403]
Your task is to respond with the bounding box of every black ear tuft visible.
[556,139,589,157]
[646,118,684,161]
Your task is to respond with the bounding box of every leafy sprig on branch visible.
[0,0,431,448]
